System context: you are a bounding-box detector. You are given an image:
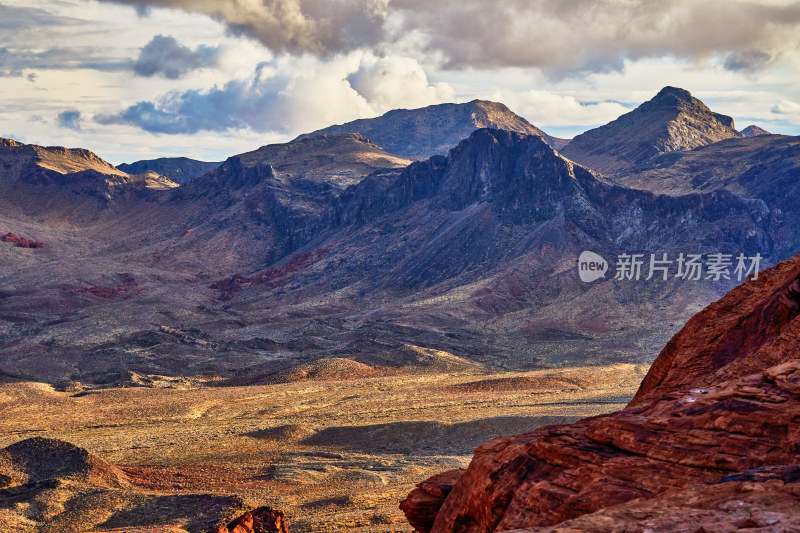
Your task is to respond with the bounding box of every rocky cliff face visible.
[611,134,800,261]
[562,87,743,175]
[401,253,800,532]
[296,100,568,158]
[208,507,290,533]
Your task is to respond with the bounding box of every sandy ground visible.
[0,364,647,532]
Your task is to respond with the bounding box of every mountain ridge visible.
[296,99,569,158]
[117,156,223,185]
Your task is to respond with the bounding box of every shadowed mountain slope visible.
[0,101,797,387]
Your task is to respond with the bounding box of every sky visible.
[1,0,799,164]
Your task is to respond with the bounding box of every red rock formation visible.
[631,255,800,405]
[208,506,289,533]
[514,465,800,532]
[2,232,45,248]
[401,254,800,533]
[66,273,141,299]
[401,469,465,532]
[210,248,328,300]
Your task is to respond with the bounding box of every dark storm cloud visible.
[389,0,800,74]
[102,0,389,55]
[99,0,800,76]
[133,35,221,79]
[57,110,82,130]
[723,50,774,72]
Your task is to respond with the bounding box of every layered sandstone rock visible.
[402,254,800,533]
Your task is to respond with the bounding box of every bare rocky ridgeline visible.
[401,253,800,532]
[1,89,797,387]
[117,157,223,185]
[296,99,570,157]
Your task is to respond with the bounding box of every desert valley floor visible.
[0,364,645,532]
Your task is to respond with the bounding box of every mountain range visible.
[0,87,798,388]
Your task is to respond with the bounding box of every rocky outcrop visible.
[401,253,800,533]
[632,254,800,405]
[208,506,290,533]
[66,273,141,299]
[504,465,800,532]
[401,469,465,532]
[2,232,45,248]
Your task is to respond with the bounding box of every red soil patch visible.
[211,248,328,300]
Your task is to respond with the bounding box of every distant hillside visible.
[0,137,176,220]
[741,124,771,137]
[117,156,222,184]
[296,100,569,158]
[562,87,743,175]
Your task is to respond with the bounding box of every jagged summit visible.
[295,100,568,158]
[562,86,742,175]
[433,128,587,214]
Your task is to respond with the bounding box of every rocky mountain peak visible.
[561,86,742,175]
[436,128,583,213]
[742,124,772,137]
[294,100,567,158]
[649,85,694,105]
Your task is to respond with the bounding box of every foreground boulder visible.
[501,465,800,532]
[208,506,289,533]
[402,254,800,532]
